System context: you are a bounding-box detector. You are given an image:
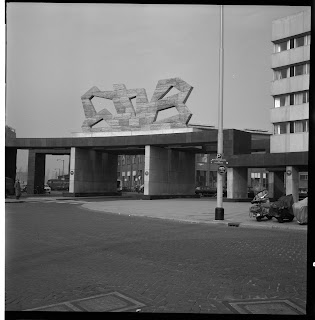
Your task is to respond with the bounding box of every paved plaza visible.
[5,196,307,314]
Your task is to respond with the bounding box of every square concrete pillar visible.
[144,145,195,195]
[267,172,275,199]
[285,166,299,203]
[268,170,285,200]
[27,150,46,194]
[227,167,248,199]
[5,148,17,181]
[69,147,118,195]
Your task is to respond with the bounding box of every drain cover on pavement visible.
[223,299,305,315]
[25,292,145,312]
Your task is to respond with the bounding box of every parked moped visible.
[249,189,272,221]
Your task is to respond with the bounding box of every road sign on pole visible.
[218,165,227,175]
[210,158,228,165]
[215,4,225,221]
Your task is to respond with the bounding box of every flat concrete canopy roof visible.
[5,130,226,154]
[228,152,308,168]
[5,129,308,168]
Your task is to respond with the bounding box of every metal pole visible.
[215,5,224,220]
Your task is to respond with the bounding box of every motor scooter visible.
[249,189,272,221]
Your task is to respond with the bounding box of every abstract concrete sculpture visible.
[81,78,193,132]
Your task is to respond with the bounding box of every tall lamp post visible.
[215,5,225,220]
[57,159,65,179]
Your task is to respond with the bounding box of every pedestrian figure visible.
[14,179,21,200]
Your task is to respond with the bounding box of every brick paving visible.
[5,201,307,314]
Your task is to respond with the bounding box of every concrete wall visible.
[271,75,310,96]
[270,103,308,123]
[69,147,117,194]
[27,150,46,194]
[285,166,299,202]
[270,133,308,153]
[227,167,248,199]
[144,145,195,195]
[271,45,310,69]
[5,148,17,181]
[272,9,311,42]
[268,170,285,200]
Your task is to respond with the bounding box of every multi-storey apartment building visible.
[270,8,310,191]
[271,9,310,153]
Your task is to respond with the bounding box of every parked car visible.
[44,184,51,194]
[195,186,227,197]
[298,188,308,200]
[47,179,69,191]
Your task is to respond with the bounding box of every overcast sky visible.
[5,3,310,171]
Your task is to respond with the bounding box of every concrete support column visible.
[268,171,286,200]
[27,150,46,194]
[5,148,17,180]
[227,167,248,199]
[69,147,118,195]
[285,166,299,202]
[271,171,285,200]
[267,171,275,199]
[144,145,195,195]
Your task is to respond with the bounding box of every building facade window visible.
[289,120,309,133]
[295,35,305,47]
[274,90,309,108]
[274,67,288,80]
[282,63,310,78]
[274,122,288,134]
[196,170,207,187]
[122,156,125,165]
[209,171,217,188]
[274,95,288,108]
[300,173,308,181]
[275,40,288,52]
[293,63,309,76]
[294,91,309,105]
[274,33,311,53]
[197,154,208,163]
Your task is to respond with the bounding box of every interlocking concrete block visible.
[81,78,193,132]
[118,119,129,127]
[129,118,140,126]
[113,84,127,91]
[107,119,120,126]
[155,115,180,124]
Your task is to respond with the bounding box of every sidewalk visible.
[82,198,307,232]
[6,196,307,232]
